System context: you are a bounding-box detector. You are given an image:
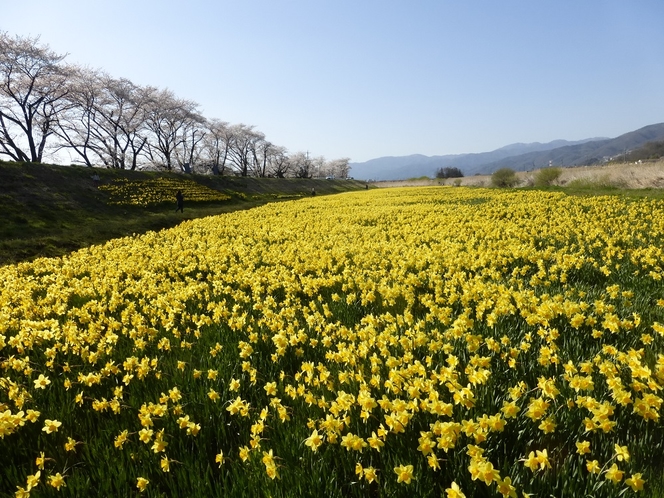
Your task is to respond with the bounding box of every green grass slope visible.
[0,162,368,265]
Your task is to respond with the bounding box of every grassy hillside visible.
[0,162,367,265]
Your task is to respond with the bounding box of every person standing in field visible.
[175,190,184,213]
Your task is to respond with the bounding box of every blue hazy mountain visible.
[349,123,664,180]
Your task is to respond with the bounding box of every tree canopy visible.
[435,167,463,179]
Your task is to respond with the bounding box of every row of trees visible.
[0,33,350,178]
[435,167,463,179]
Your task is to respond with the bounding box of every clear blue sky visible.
[3,1,664,162]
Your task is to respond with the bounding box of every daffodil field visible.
[2,187,664,497]
[99,178,231,207]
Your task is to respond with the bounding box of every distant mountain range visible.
[350,123,664,180]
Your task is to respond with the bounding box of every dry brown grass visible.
[372,159,664,189]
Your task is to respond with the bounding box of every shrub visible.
[567,174,627,190]
[534,167,562,187]
[491,168,518,188]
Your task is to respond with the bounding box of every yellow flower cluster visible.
[1,187,664,496]
[99,177,230,207]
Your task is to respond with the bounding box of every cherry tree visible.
[200,119,232,175]
[289,151,313,178]
[142,87,203,172]
[56,69,149,169]
[0,33,71,162]
[267,145,290,178]
[226,124,262,177]
[326,158,351,178]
